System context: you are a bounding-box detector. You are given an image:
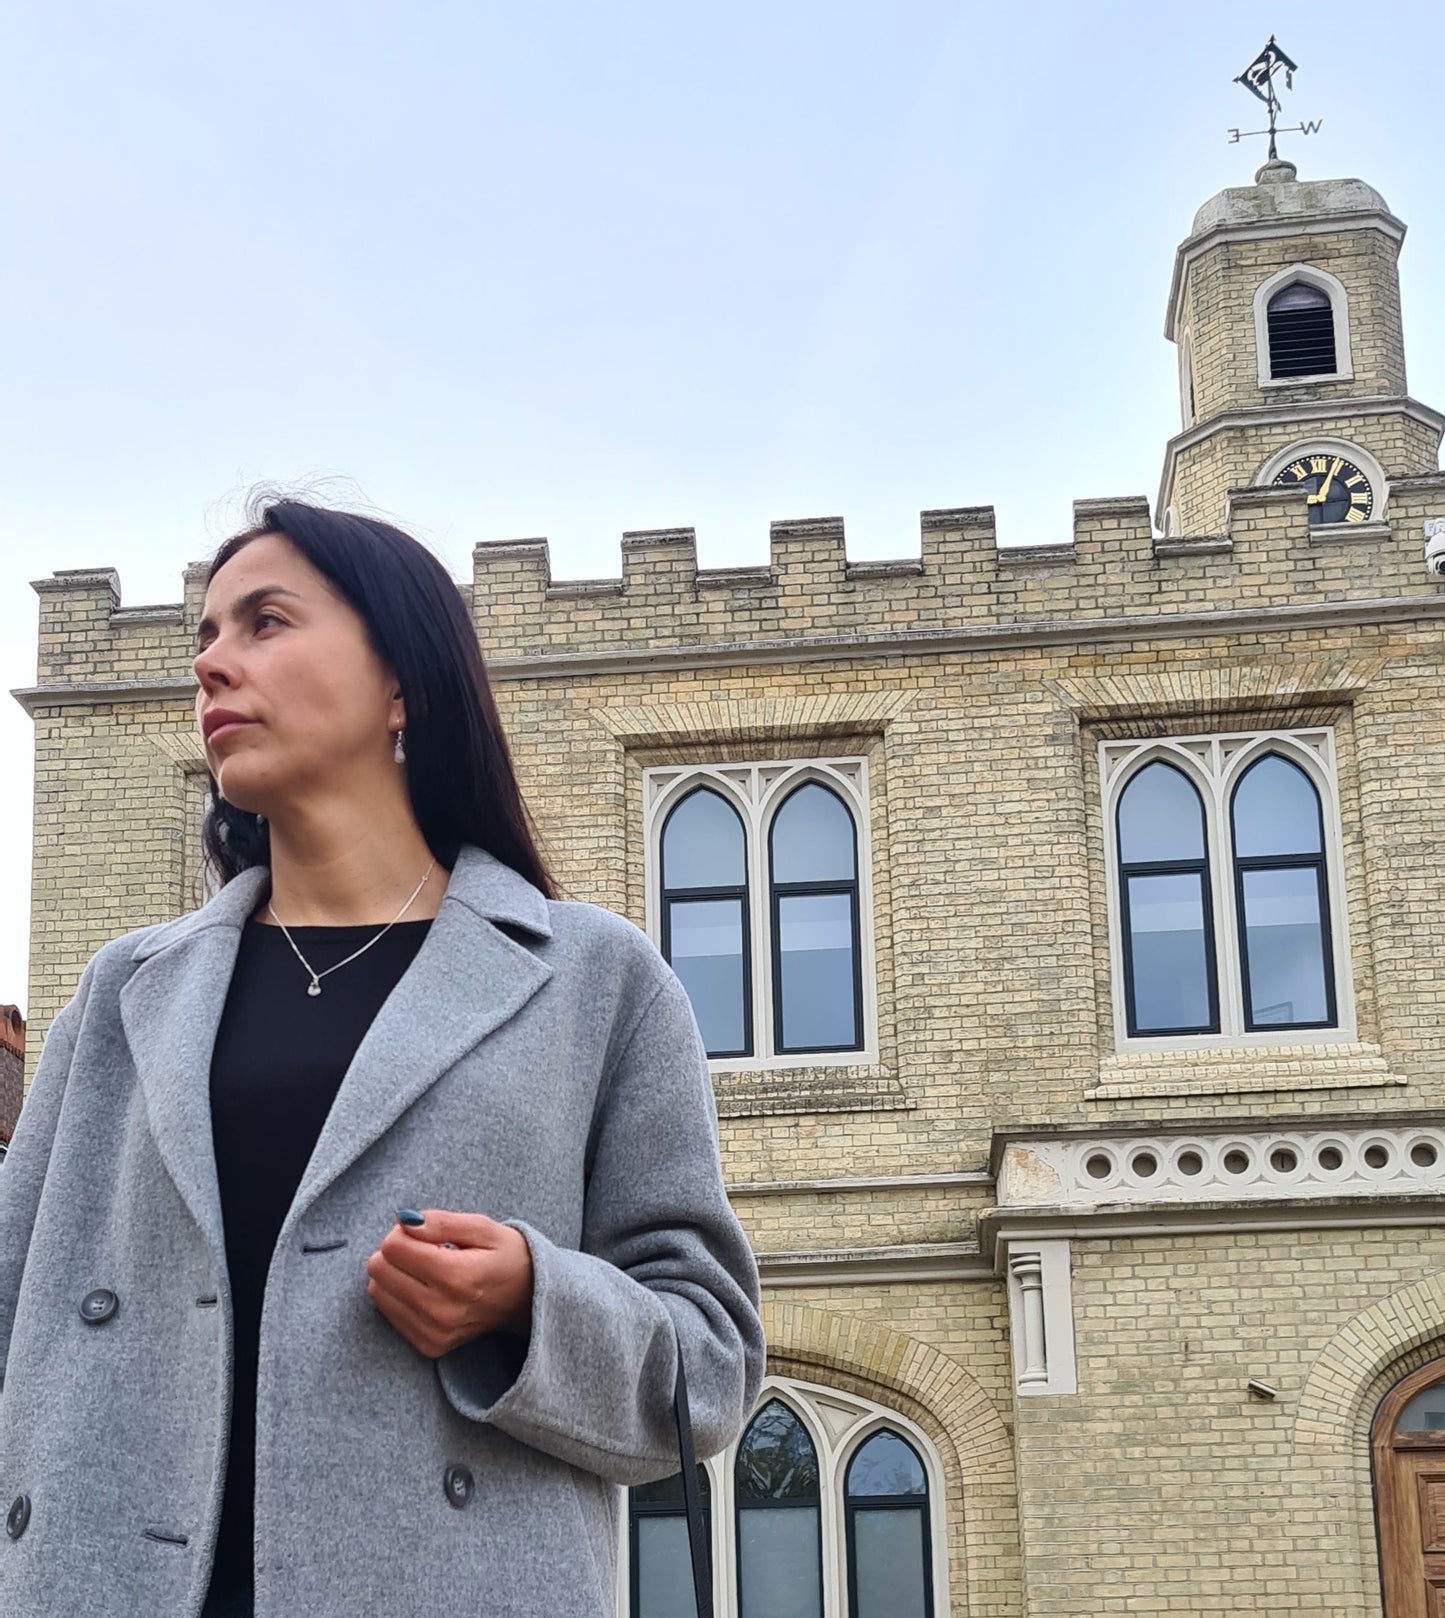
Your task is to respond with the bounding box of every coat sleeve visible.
[434,966,766,1485]
[0,953,99,1394]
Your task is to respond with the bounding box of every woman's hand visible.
[364,1210,535,1360]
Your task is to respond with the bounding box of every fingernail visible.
[395,1207,425,1226]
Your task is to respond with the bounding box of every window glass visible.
[737,1401,822,1618]
[736,1401,821,1498]
[738,1509,823,1618]
[1118,762,1206,864]
[638,1515,704,1617]
[662,788,746,890]
[1240,867,1328,1024]
[853,1509,928,1618]
[777,892,856,1048]
[1397,1384,1445,1434]
[669,898,746,1054]
[846,1431,927,1498]
[1232,754,1323,858]
[771,783,856,884]
[1126,871,1213,1032]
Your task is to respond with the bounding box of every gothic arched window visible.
[624,1378,946,1618]
[735,1398,824,1618]
[767,781,863,1054]
[1230,752,1335,1029]
[1116,760,1219,1036]
[660,786,752,1058]
[1266,281,1337,379]
[1103,730,1349,1044]
[844,1430,935,1618]
[648,761,874,1064]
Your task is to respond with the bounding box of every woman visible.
[0,499,765,1618]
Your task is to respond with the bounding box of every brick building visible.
[12,155,1445,1615]
[0,1005,23,1150]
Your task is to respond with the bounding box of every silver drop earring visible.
[393,728,406,764]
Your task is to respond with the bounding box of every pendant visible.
[307,980,322,997]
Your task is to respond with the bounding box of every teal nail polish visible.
[396,1207,425,1226]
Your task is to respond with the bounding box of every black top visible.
[200,915,433,1617]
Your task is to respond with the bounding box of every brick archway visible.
[762,1298,1021,1618]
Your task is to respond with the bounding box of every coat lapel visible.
[118,843,554,1269]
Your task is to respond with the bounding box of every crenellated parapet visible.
[12,477,1445,704]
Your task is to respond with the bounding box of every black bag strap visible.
[673,1343,713,1618]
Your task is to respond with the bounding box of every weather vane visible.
[1229,36,1321,161]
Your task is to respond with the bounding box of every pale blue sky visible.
[2,2,1442,1011]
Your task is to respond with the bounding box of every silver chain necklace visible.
[267,859,437,997]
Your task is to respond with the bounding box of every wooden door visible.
[1374,1363,1445,1617]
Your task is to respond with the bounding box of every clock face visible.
[1272,452,1375,525]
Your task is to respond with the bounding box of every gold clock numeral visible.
[1344,472,1365,487]
[1309,455,1330,474]
[1351,490,1370,506]
[1345,508,1367,522]
[1287,462,1308,480]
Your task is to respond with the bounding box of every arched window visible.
[648,759,875,1067]
[735,1399,824,1618]
[1103,729,1350,1045]
[1179,328,1196,427]
[1266,281,1337,379]
[1116,760,1219,1036]
[630,1465,712,1618]
[844,1430,935,1618]
[660,787,752,1058]
[1230,753,1335,1030]
[625,1377,947,1618]
[768,782,863,1054]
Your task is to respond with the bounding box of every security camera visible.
[1426,519,1445,578]
[1247,1379,1278,1401]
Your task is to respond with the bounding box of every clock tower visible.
[1158,156,1443,536]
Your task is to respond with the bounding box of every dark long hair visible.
[198,497,558,901]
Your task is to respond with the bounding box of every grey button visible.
[80,1289,118,1324]
[6,1493,30,1540]
[443,1463,474,1509]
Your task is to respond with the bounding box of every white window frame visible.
[643,757,878,1073]
[614,1374,951,1618]
[1178,326,1196,428]
[1100,727,1356,1051]
[1253,263,1354,388]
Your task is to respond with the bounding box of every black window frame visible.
[627,1465,713,1618]
[659,786,754,1060]
[1116,759,1221,1038]
[1229,752,1338,1033]
[843,1429,935,1618]
[766,781,865,1056]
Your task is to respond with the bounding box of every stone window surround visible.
[1099,726,1356,1054]
[1253,261,1355,389]
[614,1372,952,1618]
[1178,325,1195,430]
[642,757,879,1077]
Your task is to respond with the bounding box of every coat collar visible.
[118,842,554,1283]
[129,838,553,962]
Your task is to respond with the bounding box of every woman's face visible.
[192,531,402,816]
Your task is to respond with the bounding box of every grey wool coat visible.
[0,841,765,1617]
